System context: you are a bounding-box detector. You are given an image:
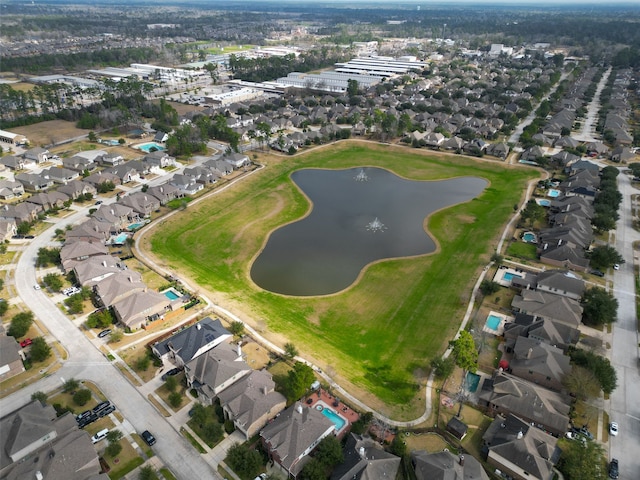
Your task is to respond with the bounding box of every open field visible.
[144,141,539,419]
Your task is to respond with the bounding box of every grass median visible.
[145,141,538,419]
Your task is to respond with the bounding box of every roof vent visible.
[196,324,201,330]
[517,429,524,440]
[296,403,303,414]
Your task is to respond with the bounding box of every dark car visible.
[141,430,156,446]
[609,459,619,479]
[78,412,98,428]
[93,401,111,413]
[98,405,116,417]
[76,410,92,422]
[591,270,605,277]
[161,368,182,381]
[97,329,112,338]
[25,235,35,239]
[578,426,594,440]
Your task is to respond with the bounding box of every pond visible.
[250,167,488,296]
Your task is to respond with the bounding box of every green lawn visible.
[147,142,538,418]
[505,241,538,260]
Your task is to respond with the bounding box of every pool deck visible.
[304,388,360,439]
[493,266,529,287]
[483,310,513,336]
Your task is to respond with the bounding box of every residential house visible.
[538,240,590,272]
[185,341,251,405]
[223,153,250,169]
[107,164,140,184]
[0,155,25,171]
[84,171,122,188]
[15,173,54,192]
[534,270,585,300]
[478,372,571,436]
[332,433,401,480]
[64,220,111,244]
[610,146,635,163]
[60,241,109,273]
[0,203,39,224]
[152,317,232,367]
[92,203,136,232]
[73,254,128,287]
[412,450,489,480]
[146,184,181,205]
[22,147,49,164]
[144,150,175,168]
[120,192,160,217]
[169,174,204,195]
[512,290,583,328]
[94,271,146,307]
[482,414,561,480]
[503,316,579,354]
[42,166,79,185]
[0,401,108,480]
[520,146,545,163]
[203,159,233,176]
[25,191,69,212]
[112,290,171,330]
[0,180,25,200]
[486,142,510,159]
[0,327,25,381]
[95,153,123,167]
[260,402,336,478]
[506,336,571,392]
[153,131,168,143]
[0,220,17,242]
[218,369,287,440]
[57,180,97,200]
[62,155,97,172]
[183,166,219,185]
[74,149,108,164]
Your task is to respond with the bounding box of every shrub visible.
[30,337,51,362]
[73,389,92,406]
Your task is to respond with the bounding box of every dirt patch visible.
[12,120,90,147]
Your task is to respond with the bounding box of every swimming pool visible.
[485,314,502,331]
[465,372,481,393]
[112,232,129,244]
[503,272,522,282]
[547,189,561,198]
[136,142,165,153]
[101,139,120,146]
[128,222,145,230]
[321,407,346,432]
[164,289,180,301]
[536,199,551,207]
[522,232,537,243]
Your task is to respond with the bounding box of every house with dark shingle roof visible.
[478,372,571,436]
[152,317,232,367]
[482,413,561,480]
[412,450,489,480]
[507,336,571,392]
[331,433,401,480]
[260,402,335,478]
[504,317,579,353]
[512,290,583,328]
[0,328,25,381]
[535,270,585,300]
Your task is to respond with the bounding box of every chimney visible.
[517,429,524,439]
[527,347,533,359]
[102,261,107,267]
[359,447,366,458]
[296,403,303,414]
[196,323,201,330]
[262,385,268,395]
[459,455,465,466]
[237,342,242,357]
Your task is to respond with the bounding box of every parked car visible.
[609,422,618,436]
[98,405,116,417]
[613,264,620,270]
[33,284,40,290]
[141,430,156,446]
[77,412,98,428]
[93,401,110,413]
[578,426,594,440]
[97,329,112,339]
[609,458,619,479]
[20,338,33,347]
[94,200,103,205]
[91,428,109,444]
[161,368,182,381]
[590,269,605,277]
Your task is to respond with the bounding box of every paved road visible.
[574,67,611,142]
[609,172,640,479]
[0,206,221,479]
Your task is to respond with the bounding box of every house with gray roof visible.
[183,166,220,185]
[478,372,571,436]
[94,271,146,307]
[60,241,109,273]
[170,174,204,195]
[73,254,127,286]
[22,147,49,164]
[0,203,39,224]
[483,413,561,480]
[144,150,175,168]
[15,173,54,192]
[0,180,24,200]
[512,290,583,328]
[0,401,108,480]
[146,183,181,205]
[119,192,160,217]
[0,329,25,381]
[25,191,69,211]
[504,317,579,353]
[84,171,121,188]
[218,369,287,440]
[152,317,232,367]
[538,241,590,273]
[185,341,251,404]
[507,336,571,392]
[62,155,97,172]
[332,433,401,480]
[64,219,111,244]
[92,203,136,231]
[0,220,17,242]
[412,450,489,480]
[261,402,336,478]
[534,270,585,300]
[112,290,171,330]
[42,166,79,185]
[56,180,96,200]
[222,152,250,169]
[0,155,25,171]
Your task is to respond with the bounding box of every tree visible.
[284,342,298,359]
[31,391,48,404]
[390,433,407,457]
[558,435,607,480]
[281,362,316,403]
[88,131,97,142]
[520,199,546,227]
[581,287,618,326]
[225,443,262,479]
[168,391,183,408]
[63,378,80,393]
[200,419,223,444]
[449,331,478,374]
[298,459,325,480]
[8,311,34,338]
[479,280,500,296]
[87,309,114,329]
[165,375,178,392]
[135,355,150,371]
[430,356,455,380]
[64,293,84,314]
[73,388,92,406]
[36,247,61,267]
[347,78,359,97]
[17,221,32,235]
[569,348,618,395]
[314,435,343,467]
[108,329,123,343]
[43,273,63,291]
[229,320,245,336]
[105,429,123,457]
[30,337,51,362]
[589,246,624,271]
[138,466,159,480]
[563,365,600,401]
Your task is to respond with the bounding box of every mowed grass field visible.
[146,141,539,419]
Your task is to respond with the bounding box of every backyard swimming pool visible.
[536,199,551,207]
[522,232,537,243]
[128,222,145,230]
[315,402,347,432]
[502,272,522,282]
[485,314,502,331]
[112,232,129,244]
[135,142,165,153]
[163,288,181,301]
[465,372,481,393]
[547,189,561,198]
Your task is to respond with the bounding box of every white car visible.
[33,284,41,290]
[609,422,618,436]
[613,264,620,270]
